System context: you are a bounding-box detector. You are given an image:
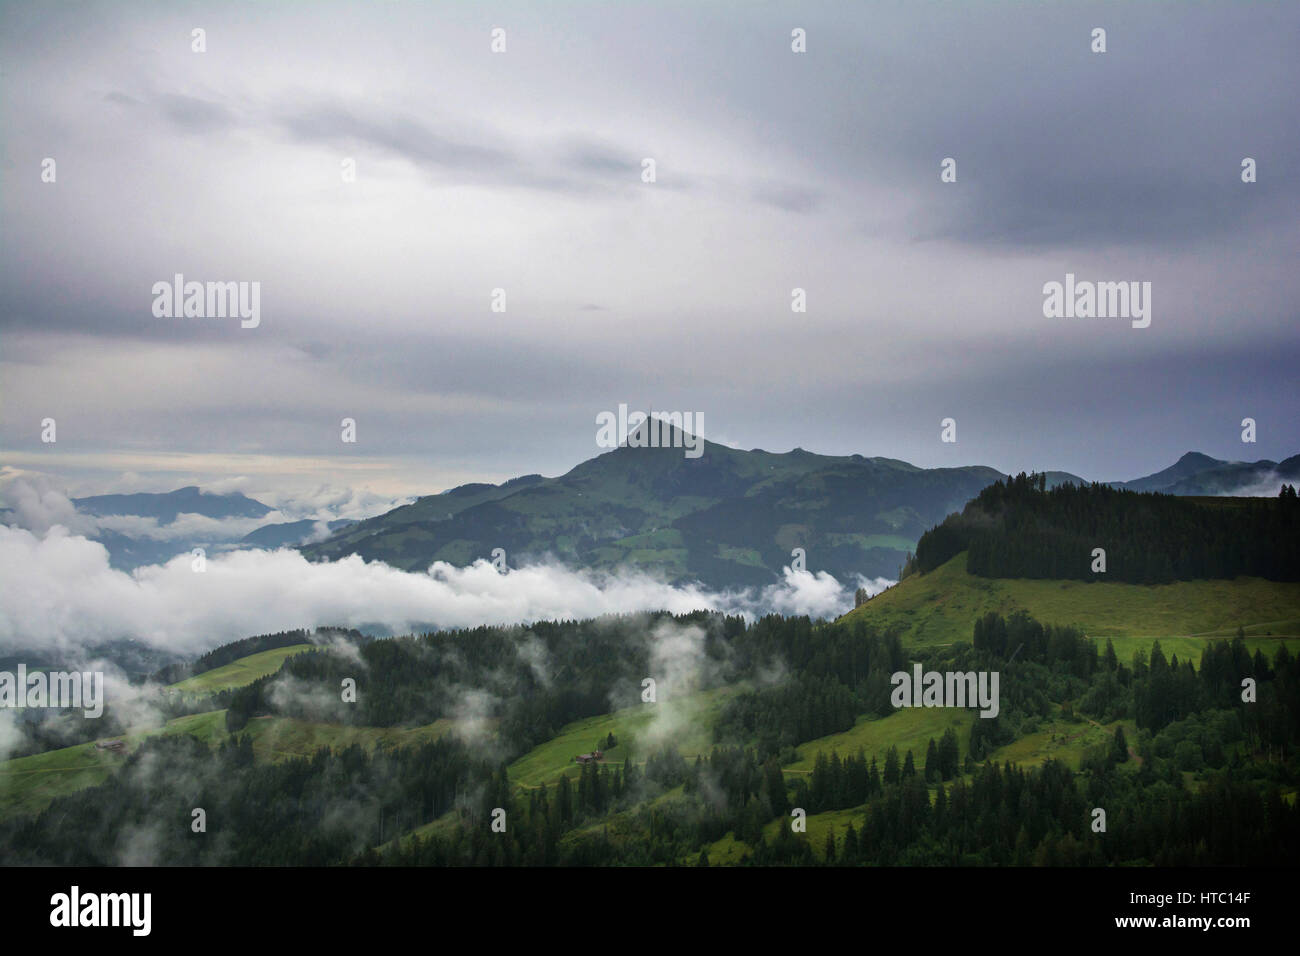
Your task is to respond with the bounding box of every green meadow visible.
[985,715,1140,771]
[167,644,316,694]
[757,806,869,861]
[506,686,734,789]
[783,706,974,774]
[845,552,1300,660]
[0,709,454,821]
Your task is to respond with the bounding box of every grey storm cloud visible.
[156,93,240,133]
[751,181,821,213]
[0,0,1297,493]
[274,101,662,197]
[277,104,516,173]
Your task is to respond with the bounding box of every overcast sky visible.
[3,0,1298,503]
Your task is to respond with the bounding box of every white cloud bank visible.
[0,525,892,658]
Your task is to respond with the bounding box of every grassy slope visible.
[0,712,225,820]
[986,714,1139,771]
[386,688,736,851]
[844,552,1300,660]
[167,644,316,694]
[0,710,453,821]
[702,711,1143,864]
[0,741,125,822]
[395,689,1008,855]
[784,707,975,774]
[1,640,353,819]
[507,686,735,789]
[236,715,453,760]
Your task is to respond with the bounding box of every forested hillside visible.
[912,475,1300,583]
[2,607,1295,866]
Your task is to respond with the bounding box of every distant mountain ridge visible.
[303,429,1293,590]
[1112,451,1300,496]
[12,445,1294,583]
[73,485,272,523]
[23,486,343,570]
[302,429,1002,586]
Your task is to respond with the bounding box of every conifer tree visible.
[883,746,900,786]
[558,774,573,824]
[1112,726,1129,764]
[843,821,859,863]
[763,757,790,817]
[938,728,960,780]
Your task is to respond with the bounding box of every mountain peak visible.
[611,417,709,454]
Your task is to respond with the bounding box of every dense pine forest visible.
[2,606,1296,866]
[911,476,1300,583]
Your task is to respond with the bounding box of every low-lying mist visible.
[0,523,892,659]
